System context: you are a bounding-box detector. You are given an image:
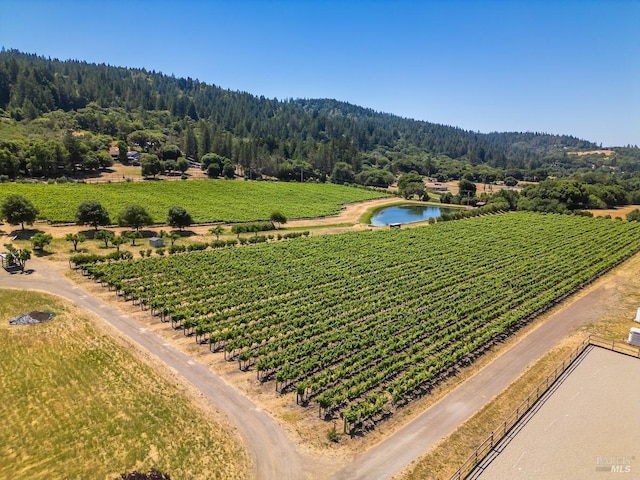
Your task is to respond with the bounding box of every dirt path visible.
[0,258,333,480]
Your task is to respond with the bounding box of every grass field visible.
[0,180,389,224]
[0,290,247,480]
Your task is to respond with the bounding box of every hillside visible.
[2,48,632,184]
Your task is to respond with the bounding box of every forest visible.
[1,48,638,186]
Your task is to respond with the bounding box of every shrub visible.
[187,242,208,251]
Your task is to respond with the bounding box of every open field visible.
[78,212,640,434]
[569,149,615,157]
[0,289,247,480]
[472,346,640,479]
[0,180,389,223]
[589,204,639,220]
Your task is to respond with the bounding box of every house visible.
[127,151,141,165]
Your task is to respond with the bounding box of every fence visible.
[449,335,640,480]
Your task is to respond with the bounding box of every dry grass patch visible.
[0,290,247,480]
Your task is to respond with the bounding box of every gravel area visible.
[472,346,640,479]
[9,311,55,325]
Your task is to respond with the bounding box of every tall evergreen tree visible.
[183,124,198,160]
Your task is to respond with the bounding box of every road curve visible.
[1,259,316,480]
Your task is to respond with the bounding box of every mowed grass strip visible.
[0,180,389,223]
[0,290,247,480]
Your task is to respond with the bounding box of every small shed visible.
[629,327,640,347]
[635,307,640,323]
[149,237,164,248]
[389,223,402,229]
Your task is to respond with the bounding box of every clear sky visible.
[1,0,638,147]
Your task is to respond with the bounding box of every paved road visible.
[2,258,618,480]
[1,259,315,480]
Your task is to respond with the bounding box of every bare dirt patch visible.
[589,204,638,219]
[569,149,615,156]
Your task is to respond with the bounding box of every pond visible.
[370,204,454,226]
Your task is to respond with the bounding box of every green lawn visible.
[0,180,389,224]
[0,290,247,480]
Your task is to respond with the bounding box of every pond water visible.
[370,204,453,226]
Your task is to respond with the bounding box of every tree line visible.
[3,48,633,186]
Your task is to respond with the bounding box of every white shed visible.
[629,327,640,347]
[149,237,164,247]
[635,307,640,323]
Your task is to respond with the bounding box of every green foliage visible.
[125,231,143,246]
[519,179,589,212]
[270,211,287,227]
[76,200,111,230]
[1,194,38,230]
[331,162,355,185]
[0,181,387,224]
[84,213,640,428]
[65,233,87,252]
[627,209,640,222]
[166,205,193,230]
[458,178,477,198]
[231,221,275,237]
[117,205,153,230]
[4,48,640,193]
[355,168,394,187]
[208,224,225,240]
[95,229,115,248]
[30,232,53,251]
[111,235,128,251]
[140,153,162,177]
[5,243,31,271]
[159,144,181,161]
[176,157,189,173]
[222,162,236,179]
[397,171,425,199]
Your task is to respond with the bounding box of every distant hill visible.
[0,48,633,183]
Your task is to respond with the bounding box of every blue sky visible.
[1,0,638,147]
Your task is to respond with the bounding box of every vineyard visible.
[0,180,388,223]
[80,212,640,433]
